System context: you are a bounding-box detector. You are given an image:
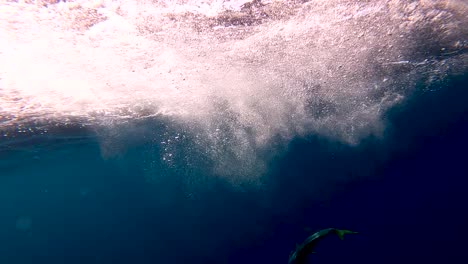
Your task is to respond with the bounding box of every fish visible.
[288,228,358,264]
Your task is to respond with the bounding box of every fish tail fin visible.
[335,229,358,240]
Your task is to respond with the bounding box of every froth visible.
[1,0,466,178]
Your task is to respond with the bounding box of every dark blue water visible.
[1,75,467,264]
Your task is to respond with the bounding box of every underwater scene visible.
[1,0,467,263]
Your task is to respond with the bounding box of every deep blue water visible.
[0,75,467,264]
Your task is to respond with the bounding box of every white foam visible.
[1,0,466,178]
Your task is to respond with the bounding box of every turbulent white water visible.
[1,0,467,178]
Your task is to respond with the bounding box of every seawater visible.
[1,1,467,264]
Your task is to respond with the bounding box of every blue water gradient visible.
[0,75,467,263]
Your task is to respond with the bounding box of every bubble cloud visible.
[1,0,466,178]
